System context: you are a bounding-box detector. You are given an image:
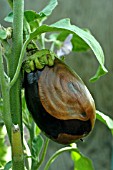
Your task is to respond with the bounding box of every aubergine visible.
[24,58,96,144]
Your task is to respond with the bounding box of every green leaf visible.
[0,30,7,40]
[51,19,107,74]
[56,29,90,52]
[24,10,41,23]
[96,110,113,135]
[40,0,58,17]
[5,0,58,24]
[24,10,44,32]
[4,161,12,170]
[32,135,44,159]
[71,150,94,170]
[24,0,58,30]
[29,18,108,81]
[4,12,13,23]
[28,20,39,32]
[57,31,69,41]
[72,34,90,52]
[51,31,89,52]
[5,11,41,25]
[0,127,8,166]
[90,65,107,82]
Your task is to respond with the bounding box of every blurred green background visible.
[0,0,113,170]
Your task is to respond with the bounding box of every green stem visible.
[29,122,35,156]
[0,42,12,142]
[9,0,24,79]
[40,33,46,49]
[9,0,24,128]
[8,0,24,169]
[23,137,31,170]
[44,146,77,170]
[32,138,49,170]
[10,38,30,88]
[12,125,24,170]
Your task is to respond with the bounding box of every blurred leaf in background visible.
[0,126,8,168]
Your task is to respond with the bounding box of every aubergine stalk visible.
[24,56,96,145]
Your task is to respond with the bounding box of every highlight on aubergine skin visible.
[24,56,96,145]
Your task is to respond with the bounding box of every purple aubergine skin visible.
[24,60,93,144]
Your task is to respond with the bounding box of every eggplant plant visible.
[0,0,113,170]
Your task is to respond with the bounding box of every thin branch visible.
[36,138,49,169]
[10,38,30,88]
[0,42,12,142]
[44,145,77,170]
[8,0,24,169]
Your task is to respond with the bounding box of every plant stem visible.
[23,137,32,170]
[12,125,24,170]
[44,146,77,170]
[0,42,12,142]
[31,138,49,170]
[37,138,49,169]
[8,0,24,169]
[9,0,24,125]
[10,39,29,88]
[40,33,46,49]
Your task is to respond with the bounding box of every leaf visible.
[96,110,113,135]
[24,10,44,32]
[51,19,107,75]
[52,31,89,52]
[28,20,39,32]
[40,0,58,17]
[24,10,41,23]
[4,12,13,23]
[71,150,94,170]
[89,65,107,82]
[72,34,90,52]
[0,126,8,166]
[0,30,7,40]
[4,161,12,170]
[29,18,108,81]
[57,31,69,41]
[24,0,58,30]
[5,0,58,23]
[32,135,44,159]
[24,11,40,33]
[5,11,41,25]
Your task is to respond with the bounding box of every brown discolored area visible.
[39,58,95,125]
[24,58,95,144]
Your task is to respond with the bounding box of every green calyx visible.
[23,49,57,73]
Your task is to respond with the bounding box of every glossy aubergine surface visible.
[24,58,96,144]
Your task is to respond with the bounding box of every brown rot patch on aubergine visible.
[24,71,91,144]
[24,59,96,144]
